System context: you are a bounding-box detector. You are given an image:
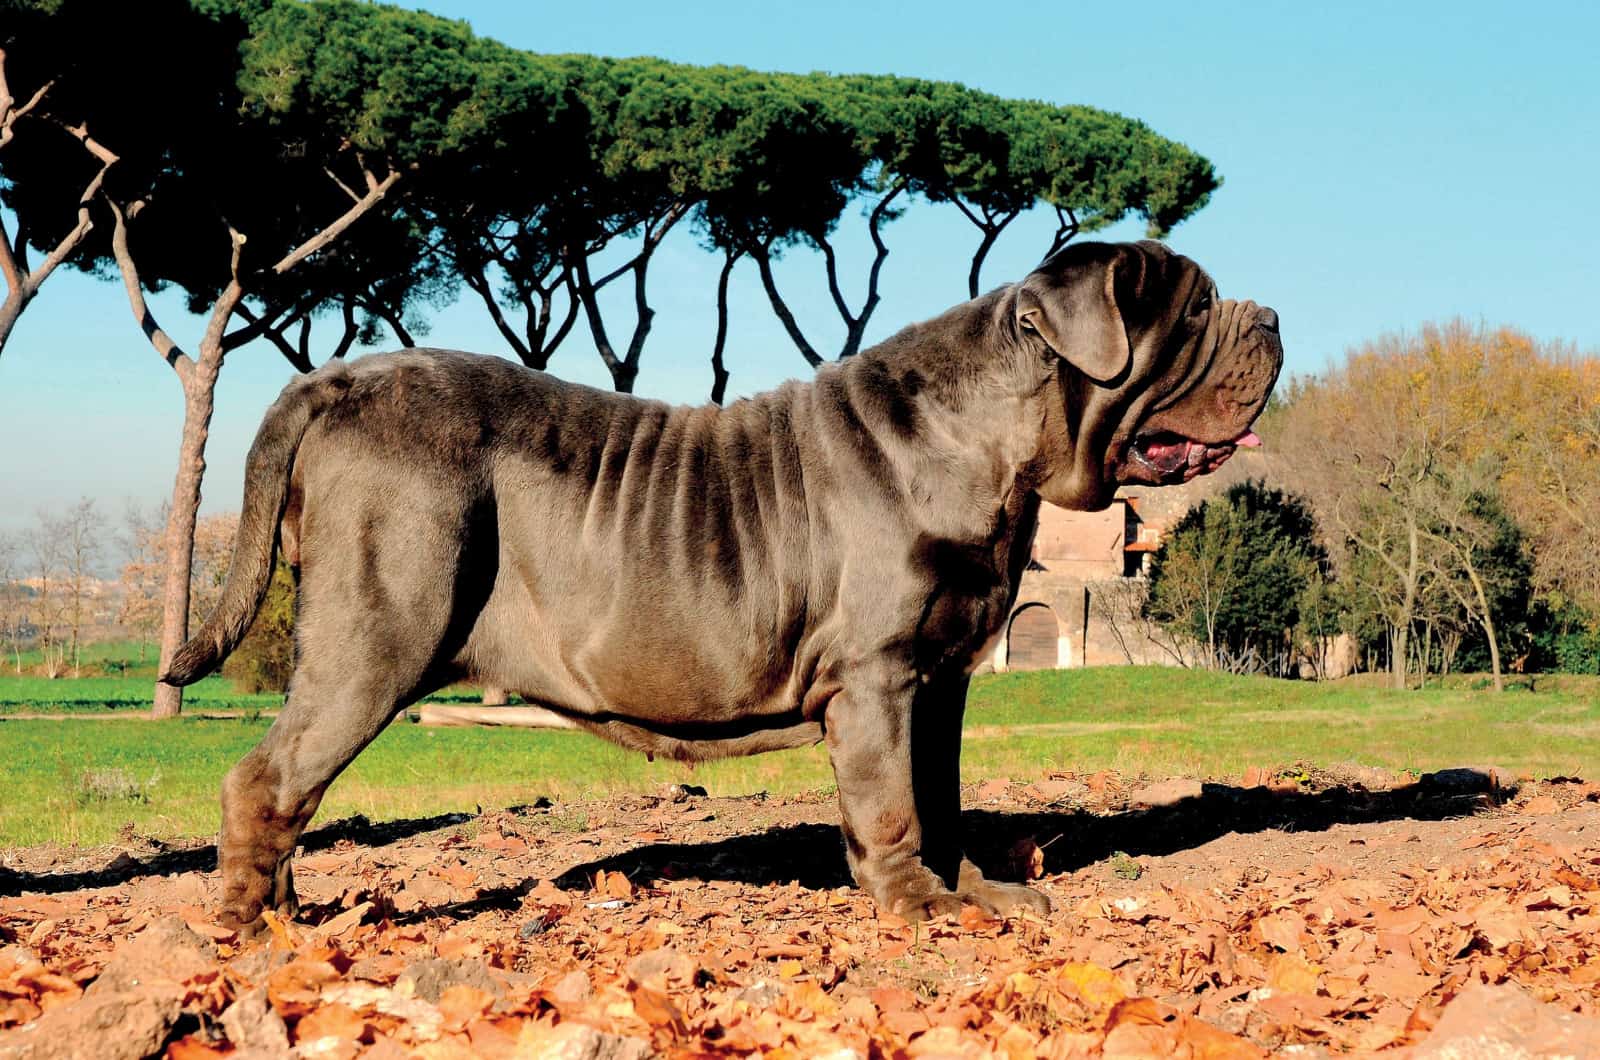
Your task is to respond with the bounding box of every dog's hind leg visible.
[216,492,494,934]
[217,660,420,932]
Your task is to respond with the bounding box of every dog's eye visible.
[1190,292,1212,318]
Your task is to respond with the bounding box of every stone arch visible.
[1006,603,1063,671]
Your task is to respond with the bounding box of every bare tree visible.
[1275,339,1476,689]
[54,498,103,677]
[1502,347,1600,616]
[1088,577,1193,668]
[0,531,24,673]
[24,509,65,677]
[1146,516,1244,670]
[116,501,166,665]
[1417,463,1515,691]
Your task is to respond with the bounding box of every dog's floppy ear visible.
[1016,247,1130,383]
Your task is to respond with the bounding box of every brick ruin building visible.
[985,455,1359,678]
[982,487,1199,673]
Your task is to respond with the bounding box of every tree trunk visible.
[1483,614,1503,691]
[967,223,1002,300]
[752,245,823,368]
[709,250,738,404]
[1393,518,1421,690]
[1389,622,1407,690]
[1460,558,1505,692]
[108,169,397,720]
[380,307,415,347]
[0,289,25,354]
[151,360,218,718]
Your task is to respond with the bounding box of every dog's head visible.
[1014,240,1282,509]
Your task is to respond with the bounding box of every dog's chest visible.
[910,497,1039,677]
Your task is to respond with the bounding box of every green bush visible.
[222,561,296,694]
[1529,599,1600,675]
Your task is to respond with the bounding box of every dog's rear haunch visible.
[168,240,1282,933]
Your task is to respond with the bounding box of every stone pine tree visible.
[700,74,1219,373]
[2,0,1225,714]
[0,0,511,715]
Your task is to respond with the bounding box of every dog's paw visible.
[220,909,270,941]
[894,880,1050,922]
[960,878,1051,917]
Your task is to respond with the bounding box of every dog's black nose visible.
[1258,307,1279,333]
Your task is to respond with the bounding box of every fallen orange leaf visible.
[295,1001,368,1044]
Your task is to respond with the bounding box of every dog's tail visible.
[160,362,354,686]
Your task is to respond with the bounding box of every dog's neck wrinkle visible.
[819,295,1047,546]
[849,287,1029,408]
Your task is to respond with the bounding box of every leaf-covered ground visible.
[3,766,1599,1057]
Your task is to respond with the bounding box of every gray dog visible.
[165,240,1282,932]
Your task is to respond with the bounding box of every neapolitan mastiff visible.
[165,240,1282,932]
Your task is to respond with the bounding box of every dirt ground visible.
[3,766,1600,1057]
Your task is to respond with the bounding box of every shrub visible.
[76,767,159,805]
[223,561,296,694]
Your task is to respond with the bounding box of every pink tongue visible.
[1234,431,1262,448]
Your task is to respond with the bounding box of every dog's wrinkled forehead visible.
[1029,239,1212,336]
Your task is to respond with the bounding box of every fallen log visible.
[415,704,581,729]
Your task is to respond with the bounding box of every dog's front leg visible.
[915,682,1049,922]
[915,675,1051,917]
[824,672,1045,920]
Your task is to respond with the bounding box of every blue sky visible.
[1,0,1597,537]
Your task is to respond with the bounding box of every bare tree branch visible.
[1046,205,1080,259]
[751,242,822,369]
[462,262,532,362]
[374,302,414,347]
[541,273,581,366]
[571,201,690,390]
[233,303,314,372]
[571,250,622,377]
[956,203,1021,299]
[0,212,21,297]
[809,230,854,331]
[324,165,361,204]
[106,196,190,381]
[221,290,321,352]
[0,55,120,352]
[0,46,53,150]
[270,168,401,275]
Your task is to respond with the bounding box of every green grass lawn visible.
[1,666,1596,848]
[0,673,280,714]
[0,640,266,713]
[0,639,486,714]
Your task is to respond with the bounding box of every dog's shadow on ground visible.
[550,775,1507,896]
[1,774,1504,911]
[0,811,475,898]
